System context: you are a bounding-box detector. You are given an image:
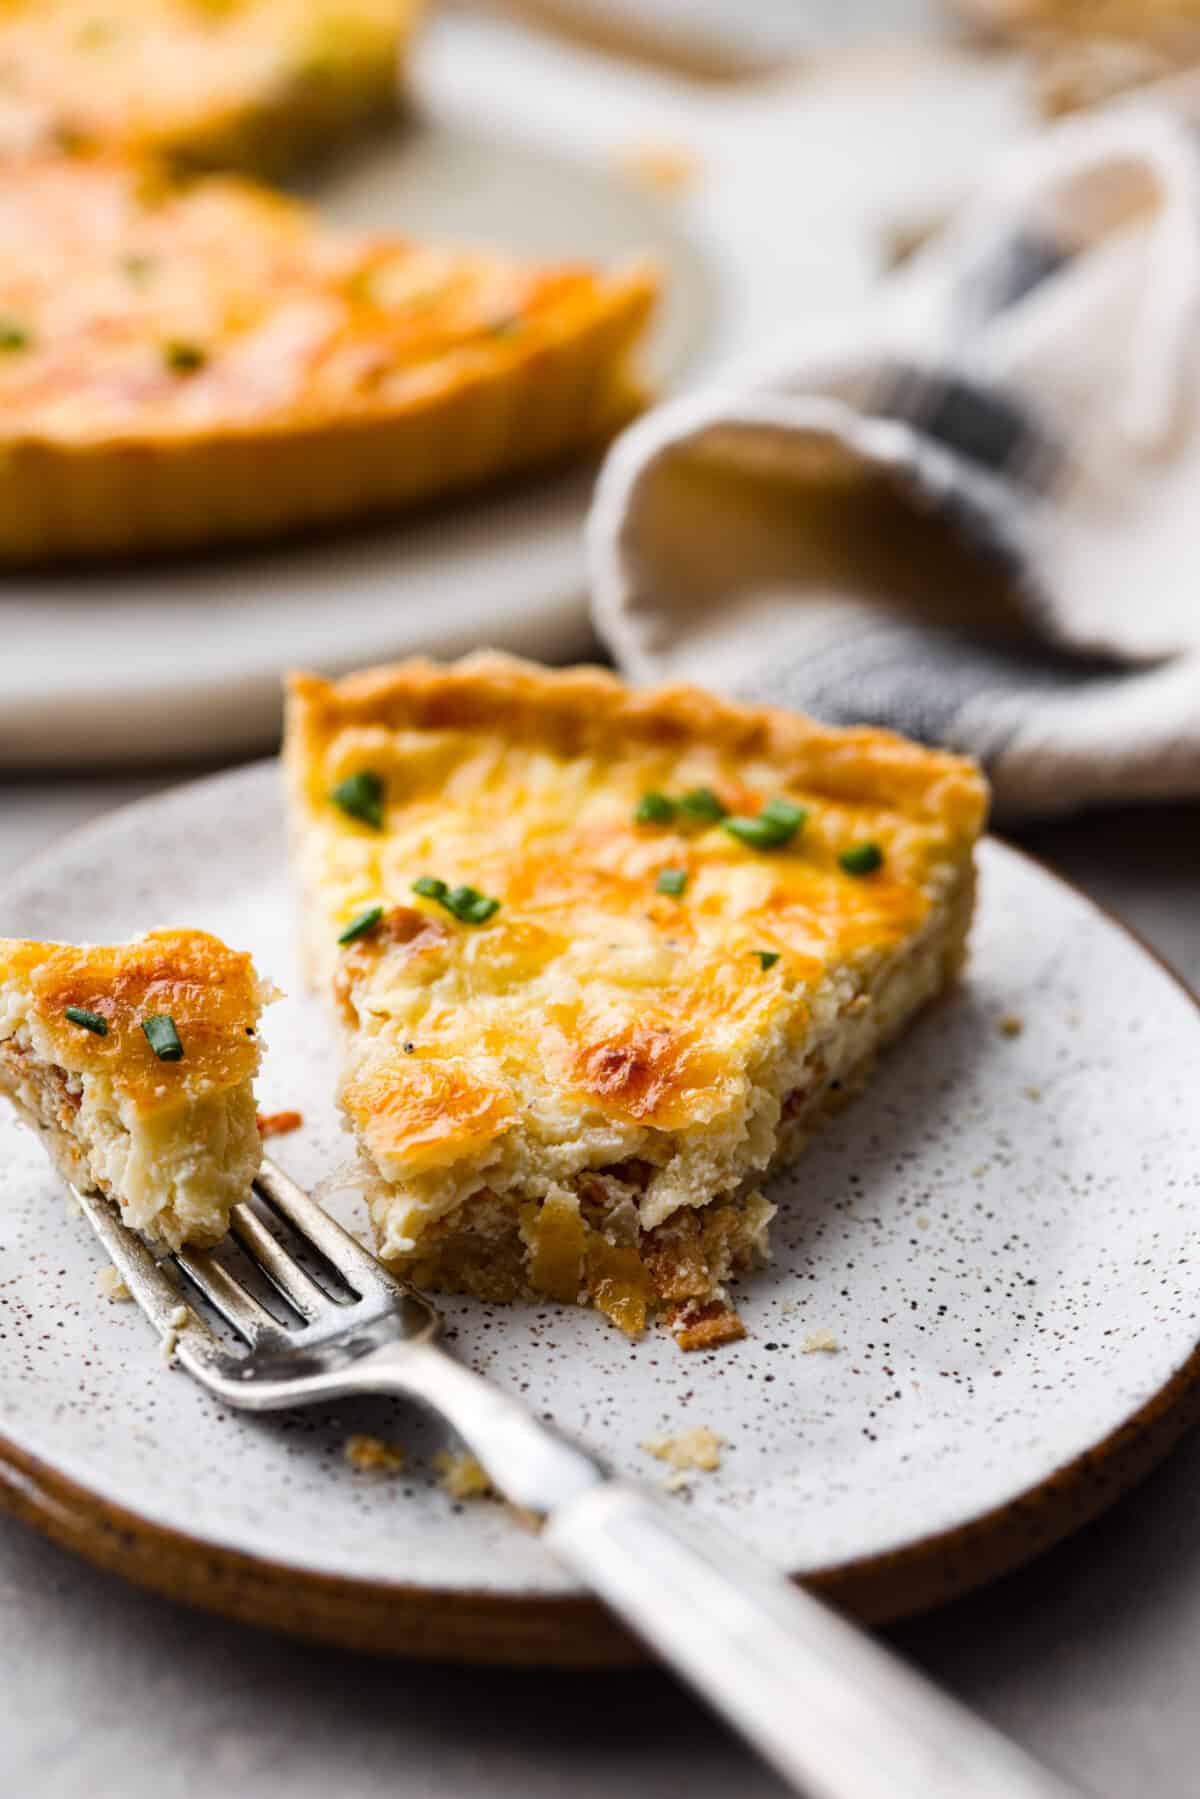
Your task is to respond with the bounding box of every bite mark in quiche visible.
[285,654,988,1348]
[0,154,658,562]
[0,929,271,1248]
[0,1,418,175]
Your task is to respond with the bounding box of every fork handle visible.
[545,1483,1087,1799]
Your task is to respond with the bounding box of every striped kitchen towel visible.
[588,96,1200,820]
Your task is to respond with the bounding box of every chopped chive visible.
[65,1005,108,1036]
[163,340,207,374]
[754,951,780,971]
[338,904,384,946]
[635,791,675,826]
[444,885,500,925]
[330,769,384,831]
[678,786,727,823]
[0,320,30,351]
[656,867,688,897]
[413,877,500,925]
[760,796,808,834]
[724,797,807,851]
[142,1014,183,1061]
[839,842,884,877]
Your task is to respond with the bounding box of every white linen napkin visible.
[588,97,1200,820]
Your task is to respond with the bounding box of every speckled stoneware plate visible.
[1,765,1198,1666]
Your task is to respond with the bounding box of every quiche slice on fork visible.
[285,655,988,1349]
[0,929,270,1249]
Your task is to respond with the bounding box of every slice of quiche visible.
[0,929,270,1248]
[0,1,418,176]
[285,655,988,1349]
[0,154,657,563]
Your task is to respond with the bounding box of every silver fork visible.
[76,1156,1088,1799]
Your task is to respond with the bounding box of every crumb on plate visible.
[641,1425,724,1473]
[433,1449,493,1499]
[997,1013,1024,1038]
[802,1329,839,1354]
[97,1264,131,1302]
[257,1109,304,1138]
[344,1434,406,1474]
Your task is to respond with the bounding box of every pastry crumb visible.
[97,1264,131,1303]
[996,1013,1023,1038]
[160,1303,191,1365]
[257,1109,303,1138]
[433,1449,493,1499]
[916,1214,930,1231]
[617,140,699,194]
[1023,1084,1043,1102]
[344,1434,406,1474]
[641,1425,723,1473]
[802,1329,839,1354]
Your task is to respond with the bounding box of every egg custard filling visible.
[0,929,271,1249]
[286,655,988,1349]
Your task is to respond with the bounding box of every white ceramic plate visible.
[0,764,1198,1661]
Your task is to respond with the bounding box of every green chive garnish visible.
[142,1014,183,1061]
[754,951,780,971]
[0,320,30,352]
[761,796,808,833]
[839,842,884,876]
[445,885,501,925]
[338,904,384,945]
[65,1005,108,1036]
[723,796,807,851]
[678,787,727,823]
[413,878,500,925]
[656,867,688,897]
[330,769,384,831]
[635,791,675,826]
[163,340,207,374]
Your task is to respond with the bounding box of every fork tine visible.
[255,1156,395,1295]
[228,1201,330,1321]
[174,1246,281,1344]
[72,1186,216,1347]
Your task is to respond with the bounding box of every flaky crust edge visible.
[284,652,990,837]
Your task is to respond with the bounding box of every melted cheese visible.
[287,656,988,1252]
[0,1,415,172]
